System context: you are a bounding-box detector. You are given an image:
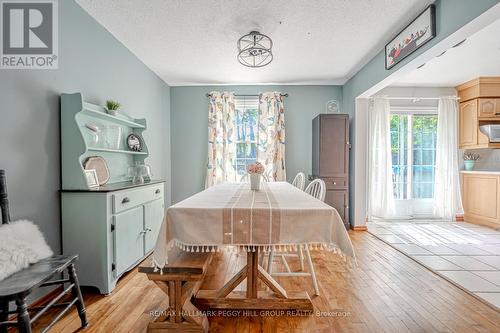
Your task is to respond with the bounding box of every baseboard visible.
[8,286,63,321]
[351,225,368,231]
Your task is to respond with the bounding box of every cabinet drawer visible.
[322,177,347,190]
[478,98,500,118]
[113,184,163,214]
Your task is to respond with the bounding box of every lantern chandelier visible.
[237,31,273,68]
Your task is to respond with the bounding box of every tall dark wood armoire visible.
[312,114,350,229]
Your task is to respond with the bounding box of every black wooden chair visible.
[0,170,88,333]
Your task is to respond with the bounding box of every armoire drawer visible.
[113,184,163,214]
[322,177,347,190]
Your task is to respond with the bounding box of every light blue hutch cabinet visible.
[60,93,165,294]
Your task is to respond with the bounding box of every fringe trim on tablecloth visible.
[151,239,357,274]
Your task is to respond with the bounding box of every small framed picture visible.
[84,169,99,188]
[385,4,436,70]
[127,133,143,152]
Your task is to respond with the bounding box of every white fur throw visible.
[0,220,53,281]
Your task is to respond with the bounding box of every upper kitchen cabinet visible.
[456,77,500,149]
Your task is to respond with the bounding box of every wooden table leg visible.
[246,249,259,298]
[194,247,313,312]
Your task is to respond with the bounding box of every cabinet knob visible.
[333,182,337,185]
[122,197,130,204]
[155,189,161,194]
[140,228,152,234]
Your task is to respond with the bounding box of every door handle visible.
[122,197,130,204]
[155,189,161,194]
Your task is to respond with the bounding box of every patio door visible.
[390,109,437,219]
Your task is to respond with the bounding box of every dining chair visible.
[266,178,325,296]
[0,170,88,333]
[305,178,326,202]
[291,172,306,190]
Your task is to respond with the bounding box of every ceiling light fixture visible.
[237,31,273,68]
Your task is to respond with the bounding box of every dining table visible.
[152,181,355,311]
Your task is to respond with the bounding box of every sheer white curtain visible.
[433,97,463,220]
[368,97,396,219]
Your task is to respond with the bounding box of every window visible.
[234,97,259,175]
[390,111,437,200]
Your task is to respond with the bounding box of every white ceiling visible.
[394,18,500,87]
[76,0,432,86]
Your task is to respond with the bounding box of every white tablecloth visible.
[153,182,355,268]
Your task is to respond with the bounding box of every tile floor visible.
[367,221,500,310]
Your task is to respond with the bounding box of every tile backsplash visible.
[460,149,500,171]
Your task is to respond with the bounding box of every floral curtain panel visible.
[258,92,286,181]
[205,92,237,187]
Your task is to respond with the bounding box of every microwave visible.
[479,125,500,142]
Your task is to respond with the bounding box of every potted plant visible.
[247,162,265,190]
[105,100,121,116]
[463,152,480,171]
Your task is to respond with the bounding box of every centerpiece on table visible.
[247,162,265,190]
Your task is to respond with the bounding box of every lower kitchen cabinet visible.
[61,181,165,294]
[461,172,500,229]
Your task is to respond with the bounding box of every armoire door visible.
[319,115,349,177]
[325,190,349,226]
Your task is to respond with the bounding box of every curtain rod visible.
[205,93,288,98]
[381,96,460,101]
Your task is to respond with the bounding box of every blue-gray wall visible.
[0,0,171,258]
[170,85,341,203]
[342,0,500,225]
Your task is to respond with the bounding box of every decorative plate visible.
[127,133,143,152]
[84,156,110,185]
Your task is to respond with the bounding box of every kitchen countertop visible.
[461,170,500,175]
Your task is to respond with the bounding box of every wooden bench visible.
[139,248,213,333]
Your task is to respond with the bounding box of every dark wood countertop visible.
[60,179,165,193]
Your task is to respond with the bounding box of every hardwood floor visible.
[32,231,500,332]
